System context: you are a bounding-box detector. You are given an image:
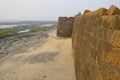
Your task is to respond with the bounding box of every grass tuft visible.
[0,30,19,38]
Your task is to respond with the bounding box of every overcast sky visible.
[0,0,119,21]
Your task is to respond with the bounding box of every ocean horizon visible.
[0,21,57,29]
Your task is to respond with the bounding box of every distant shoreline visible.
[0,21,57,25]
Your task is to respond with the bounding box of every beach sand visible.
[0,29,76,80]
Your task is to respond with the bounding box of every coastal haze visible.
[0,0,120,21]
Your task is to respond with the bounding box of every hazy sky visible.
[0,0,119,21]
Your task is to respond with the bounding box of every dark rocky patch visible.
[27,52,58,64]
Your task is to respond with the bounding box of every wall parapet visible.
[57,17,74,37]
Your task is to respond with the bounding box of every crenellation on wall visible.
[83,10,91,15]
[107,5,120,15]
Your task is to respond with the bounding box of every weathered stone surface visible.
[72,5,120,80]
[107,5,120,15]
[101,15,120,30]
[57,17,74,37]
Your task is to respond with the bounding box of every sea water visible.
[0,25,18,29]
